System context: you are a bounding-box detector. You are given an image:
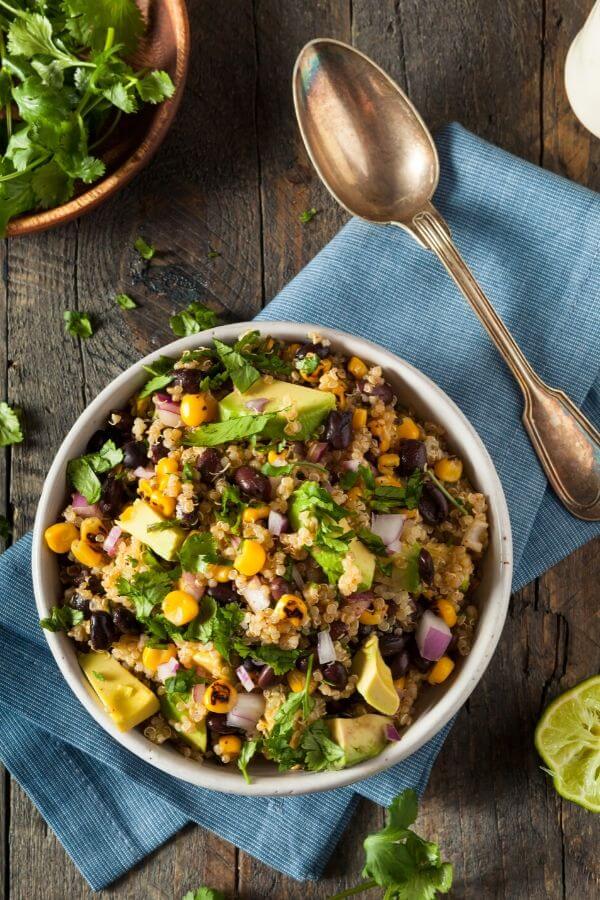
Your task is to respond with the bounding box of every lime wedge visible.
[535,675,600,812]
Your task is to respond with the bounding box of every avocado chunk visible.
[160,694,207,752]
[346,538,375,591]
[328,714,392,766]
[117,499,184,561]
[352,634,400,716]
[79,650,160,732]
[219,377,335,441]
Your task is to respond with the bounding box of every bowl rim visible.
[32,321,513,796]
[5,0,190,238]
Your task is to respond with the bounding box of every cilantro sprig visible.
[170,302,220,337]
[40,604,83,632]
[67,438,123,503]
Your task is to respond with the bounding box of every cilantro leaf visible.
[238,738,261,784]
[170,302,220,337]
[139,355,175,398]
[182,888,226,900]
[213,338,260,392]
[7,13,61,60]
[237,644,301,675]
[299,207,318,224]
[134,236,155,260]
[115,293,137,309]
[393,543,422,593]
[289,481,346,524]
[187,602,244,661]
[295,352,319,376]
[215,483,244,532]
[67,439,123,503]
[233,331,292,377]
[63,0,145,54]
[40,605,84,632]
[357,527,388,556]
[0,402,24,447]
[136,70,174,104]
[300,719,345,772]
[164,668,203,696]
[116,569,175,621]
[64,310,93,339]
[178,532,220,574]
[370,471,423,513]
[264,657,315,770]
[183,414,278,447]
[181,461,195,482]
[311,546,344,585]
[260,460,326,477]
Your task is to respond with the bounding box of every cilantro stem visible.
[302,653,314,720]
[0,0,23,19]
[0,30,12,139]
[426,469,470,515]
[0,154,50,181]
[89,109,121,150]
[327,880,378,899]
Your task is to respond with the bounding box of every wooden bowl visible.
[6,0,190,237]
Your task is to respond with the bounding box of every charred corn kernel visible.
[378,453,400,472]
[287,669,307,692]
[206,564,233,583]
[359,609,382,625]
[44,522,79,554]
[397,416,420,440]
[149,490,176,517]
[369,420,390,452]
[394,676,406,691]
[286,342,302,359]
[242,505,270,523]
[159,474,181,494]
[352,408,368,429]
[434,457,463,483]
[331,385,346,408]
[267,449,287,466]
[162,590,200,626]
[142,644,177,672]
[139,478,153,499]
[348,356,368,379]
[233,540,266,577]
[217,734,242,756]
[70,539,104,568]
[80,517,105,544]
[273,594,308,627]
[348,485,363,502]
[427,656,455,685]
[180,392,218,427]
[203,679,237,713]
[376,475,403,488]
[436,599,457,628]
[156,457,178,477]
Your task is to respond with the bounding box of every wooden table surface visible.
[1,1,599,898]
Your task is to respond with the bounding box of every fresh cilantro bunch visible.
[0,0,175,233]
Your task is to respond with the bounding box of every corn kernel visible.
[203,679,237,713]
[375,475,403,488]
[142,644,177,672]
[369,420,390,452]
[273,594,308,627]
[267,449,287,466]
[352,408,368,430]
[80,517,106,544]
[287,669,306,692]
[242,505,270,523]
[397,417,420,440]
[217,734,242,756]
[162,589,200,626]
[436,599,457,628]
[434,457,463,483]
[156,457,178,477]
[233,540,266,577]
[180,392,218,427]
[149,490,176,517]
[377,453,400,472]
[359,609,382,625]
[70,539,104,568]
[348,356,368,379]
[348,485,363,502]
[44,522,79,554]
[427,656,455,685]
[138,478,153,499]
[206,564,233,583]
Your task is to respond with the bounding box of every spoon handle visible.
[403,202,600,521]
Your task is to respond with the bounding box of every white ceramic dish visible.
[33,322,512,796]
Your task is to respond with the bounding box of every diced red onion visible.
[71,493,100,518]
[341,458,361,472]
[268,509,288,535]
[192,683,204,703]
[236,665,256,693]
[242,577,270,612]
[346,591,376,615]
[226,693,265,731]
[156,657,180,682]
[371,513,405,546]
[307,441,328,462]
[317,629,336,665]
[133,465,155,479]
[156,408,181,428]
[180,571,204,601]
[245,397,269,413]
[385,723,401,742]
[416,610,452,661]
[291,564,305,590]
[153,393,180,415]
[386,538,402,555]
[104,525,122,557]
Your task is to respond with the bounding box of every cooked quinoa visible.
[42,330,489,780]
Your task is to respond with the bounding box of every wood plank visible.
[0,238,8,900]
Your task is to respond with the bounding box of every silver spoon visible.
[293,38,600,521]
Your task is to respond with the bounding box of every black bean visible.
[234,466,271,501]
[329,620,348,641]
[378,632,409,657]
[197,448,222,482]
[418,483,449,525]
[73,639,91,654]
[389,651,410,679]
[68,593,90,619]
[122,440,148,469]
[207,582,241,604]
[325,699,353,717]
[270,576,292,601]
[257,665,280,689]
[112,606,142,635]
[89,611,117,651]
[98,475,131,518]
[295,342,329,360]
[418,548,435,583]
[296,653,313,673]
[357,379,395,404]
[357,623,373,641]
[111,410,133,434]
[324,410,352,449]
[150,440,169,463]
[86,574,105,595]
[321,661,348,690]
[86,427,122,453]
[397,439,427,475]
[207,713,238,735]
[172,368,202,393]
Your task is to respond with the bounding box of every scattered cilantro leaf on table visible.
[0,402,23,446]
[182,888,226,900]
[299,207,318,223]
[40,605,84,632]
[64,310,93,339]
[170,302,220,337]
[134,236,155,260]
[115,293,137,310]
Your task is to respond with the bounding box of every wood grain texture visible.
[2,1,600,898]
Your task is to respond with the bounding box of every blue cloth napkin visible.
[1,123,598,891]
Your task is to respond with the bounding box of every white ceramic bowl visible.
[33,322,512,796]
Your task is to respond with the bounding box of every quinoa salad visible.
[42,330,489,780]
